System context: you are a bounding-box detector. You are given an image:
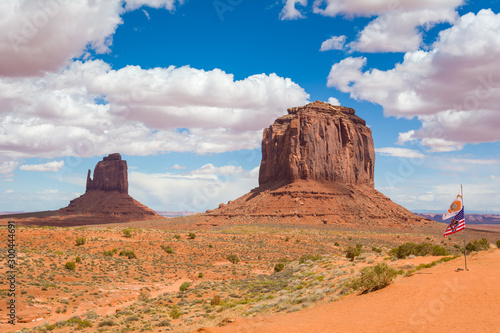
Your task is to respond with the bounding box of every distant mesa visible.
[202,101,432,229]
[1,153,162,226]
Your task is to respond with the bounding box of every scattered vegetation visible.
[466,238,490,252]
[299,254,321,263]
[210,295,222,306]
[119,250,137,259]
[390,242,449,259]
[75,237,86,246]
[161,244,175,254]
[274,263,285,272]
[123,228,133,238]
[350,263,398,293]
[227,254,240,264]
[345,244,363,261]
[188,232,196,239]
[496,240,500,249]
[179,282,191,292]
[174,234,181,239]
[169,305,182,319]
[75,256,82,263]
[98,319,116,327]
[64,261,76,270]
[103,248,118,257]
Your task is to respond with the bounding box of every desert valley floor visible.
[1,217,499,333]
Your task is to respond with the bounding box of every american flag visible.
[444,207,465,238]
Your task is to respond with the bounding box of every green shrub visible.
[98,319,115,327]
[103,250,115,257]
[466,238,489,252]
[345,244,362,261]
[198,273,203,278]
[123,229,132,238]
[170,305,182,319]
[179,282,191,292]
[299,254,321,263]
[75,256,82,263]
[496,240,500,249]
[334,242,340,246]
[350,263,398,293]
[390,242,449,259]
[174,234,181,239]
[208,244,213,248]
[65,261,76,270]
[372,246,382,254]
[274,263,285,272]
[75,237,86,246]
[188,232,196,239]
[161,245,174,254]
[227,254,240,264]
[157,319,171,327]
[119,250,137,259]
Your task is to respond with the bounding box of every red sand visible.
[200,250,500,333]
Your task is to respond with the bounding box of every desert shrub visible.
[119,250,137,259]
[466,238,489,252]
[139,290,151,301]
[496,240,500,249]
[103,250,115,257]
[75,237,86,246]
[174,234,181,239]
[169,305,182,319]
[299,254,321,263]
[179,282,191,292]
[64,261,76,270]
[345,244,362,261]
[350,263,398,293]
[188,232,196,239]
[208,244,213,248]
[123,228,132,238]
[66,317,92,329]
[227,254,240,264]
[161,245,174,254]
[210,295,221,306]
[157,319,171,327]
[125,315,140,322]
[334,242,340,246]
[75,256,82,263]
[98,319,115,327]
[274,263,285,272]
[390,242,449,259]
[372,246,382,253]
[198,273,204,278]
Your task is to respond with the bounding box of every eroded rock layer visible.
[259,101,375,187]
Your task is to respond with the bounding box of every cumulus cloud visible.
[327,97,340,106]
[0,59,309,162]
[312,0,463,52]
[171,164,186,170]
[328,9,500,151]
[280,0,308,20]
[129,165,260,211]
[0,161,19,180]
[20,160,64,172]
[320,35,346,51]
[0,0,185,77]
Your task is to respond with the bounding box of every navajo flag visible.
[444,207,465,238]
[442,188,463,220]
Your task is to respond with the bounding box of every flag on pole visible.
[442,188,463,220]
[444,207,465,238]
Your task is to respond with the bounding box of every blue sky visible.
[1,0,499,214]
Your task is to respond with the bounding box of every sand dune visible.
[200,249,500,333]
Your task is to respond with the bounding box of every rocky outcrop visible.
[86,153,128,194]
[259,101,374,187]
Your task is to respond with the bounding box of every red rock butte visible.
[203,101,431,229]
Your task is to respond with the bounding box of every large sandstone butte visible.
[1,154,162,226]
[202,101,431,229]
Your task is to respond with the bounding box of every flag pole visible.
[462,184,468,271]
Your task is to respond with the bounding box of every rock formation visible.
[259,101,374,186]
[86,153,128,193]
[200,101,432,229]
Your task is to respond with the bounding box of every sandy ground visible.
[200,249,500,333]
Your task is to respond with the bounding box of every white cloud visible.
[375,147,425,159]
[0,59,309,163]
[328,10,500,151]
[327,97,340,106]
[0,0,185,77]
[280,0,308,20]
[129,164,259,211]
[320,35,346,51]
[171,164,186,170]
[20,160,64,172]
[5,189,14,194]
[0,161,19,180]
[312,0,463,52]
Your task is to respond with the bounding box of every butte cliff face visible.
[259,101,374,187]
[86,153,128,193]
[201,101,432,229]
[56,153,162,225]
